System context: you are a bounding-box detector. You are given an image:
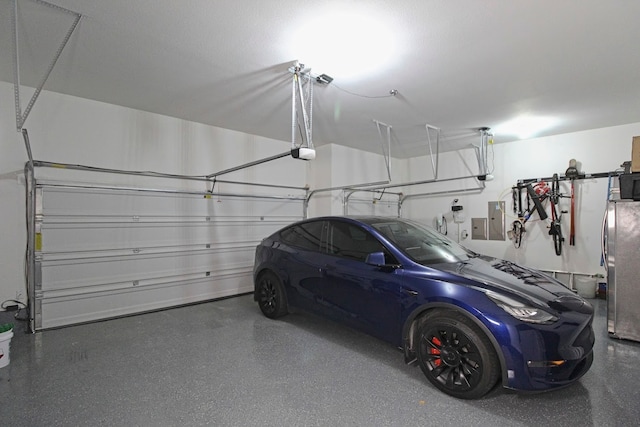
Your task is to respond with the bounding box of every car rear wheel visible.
[416,309,500,399]
[256,271,288,319]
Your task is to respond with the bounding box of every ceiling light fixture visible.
[287,8,400,81]
[493,115,559,140]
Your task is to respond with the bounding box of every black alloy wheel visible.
[257,271,288,319]
[417,309,500,399]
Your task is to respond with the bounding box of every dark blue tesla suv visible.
[253,216,594,399]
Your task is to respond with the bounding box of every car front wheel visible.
[256,271,288,319]
[416,309,500,399]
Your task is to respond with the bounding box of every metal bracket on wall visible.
[12,0,82,131]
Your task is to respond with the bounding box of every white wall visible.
[0,81,308,308]
[404,123,640,275]
[3,78,640,310]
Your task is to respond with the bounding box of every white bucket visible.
[575,276,597,299]
[0,329,14,368]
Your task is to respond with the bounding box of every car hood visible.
[432,255,591,313]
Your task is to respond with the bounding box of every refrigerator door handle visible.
[601,208,608,269]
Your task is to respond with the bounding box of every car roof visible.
[302,215,404,222]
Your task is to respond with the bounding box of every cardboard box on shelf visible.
[632,136,640,172]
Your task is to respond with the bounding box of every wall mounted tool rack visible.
[511,170,625,252]
[513,171,624,212]
[513,171,623,213]
[516,171,622,186]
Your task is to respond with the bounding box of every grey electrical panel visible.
[488,201,506,240]
[471,218,487,240]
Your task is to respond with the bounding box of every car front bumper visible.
[497,314,595,392]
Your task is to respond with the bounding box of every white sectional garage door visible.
[33,183,303,329]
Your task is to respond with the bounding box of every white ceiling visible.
[2,0,640,158]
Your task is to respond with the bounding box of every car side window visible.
[327,221,394,263]
[279,221,323,252]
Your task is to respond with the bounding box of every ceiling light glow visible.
[289,10,399,81]
[494,115,559,139]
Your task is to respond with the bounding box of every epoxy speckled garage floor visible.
[1,295,638,426]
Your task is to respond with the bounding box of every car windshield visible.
[368,218,472,265]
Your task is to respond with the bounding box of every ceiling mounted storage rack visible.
[306,127,492,218]
[360,128,492,193]
[11,0,82,131]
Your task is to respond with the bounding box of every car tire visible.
[416,309,500,399]
[256,271,288,319]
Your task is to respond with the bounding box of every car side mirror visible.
[365,252,386,266]
[365,252,399,270]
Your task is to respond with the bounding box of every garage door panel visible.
[42,187,299,217]
[40,221,292,252]
[41,249,253,288]
[34,183,303,329]
[39,274,253,329]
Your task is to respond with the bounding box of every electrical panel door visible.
[488,201,505,240]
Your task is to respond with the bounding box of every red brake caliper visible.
[431,336,442,366]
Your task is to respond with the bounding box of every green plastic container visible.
[0,322,14,368]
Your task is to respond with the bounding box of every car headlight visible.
[485,290,558,324]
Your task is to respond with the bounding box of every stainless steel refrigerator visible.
[607,200,640,342]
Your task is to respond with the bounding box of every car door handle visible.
[402,288,419,296]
